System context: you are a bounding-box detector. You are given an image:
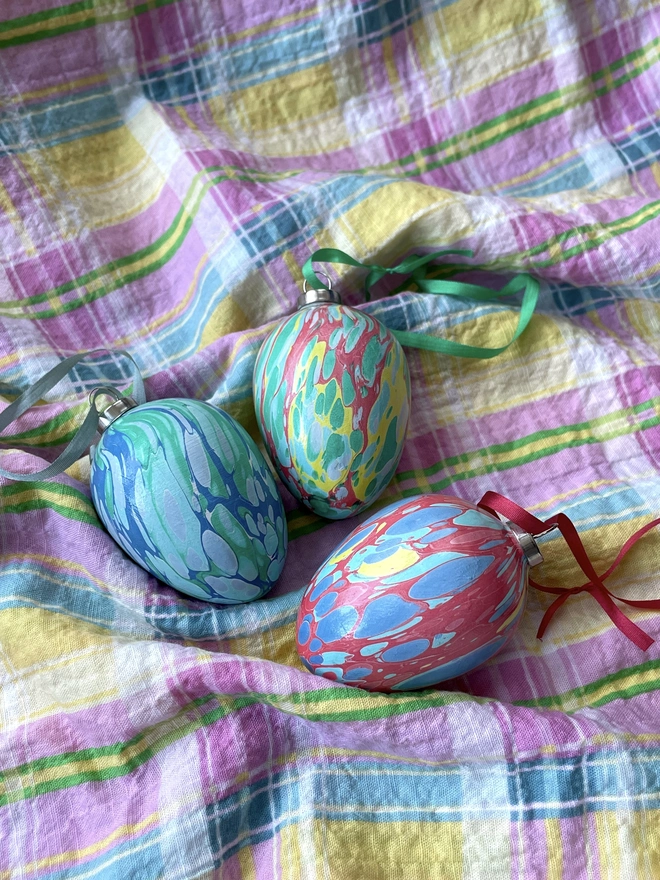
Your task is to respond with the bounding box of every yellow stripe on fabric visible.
[434,345,573,420]
[237,64,340,133]
[237,847,258,880]
[624,300,660,348]
[279,824,304,880]
[534,515,657,590]
[595,811,623,880]
[530,474,659,516]
[229,621,299,669]
[2,7,92,41]
[587,309,648,366]
[0,606,112,669]
[227,6,316,44]
[530,660,660,713]
[0,180,36,255]
[342,182,470,252]
[312,818,463,879]
[200,297,251,351]
[9,689,122,728]
[545,818,564,880]
[631,809,660,877]
[28,125,146,190]
[439,0,543,54]
[276,746,468,769]
[3,70,113,105]
[1,484,94,517]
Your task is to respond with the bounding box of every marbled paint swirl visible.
[296,494,528,691]
[90,399,288,603]
[253,304,410,520]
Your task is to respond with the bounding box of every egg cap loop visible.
[503,520,544,567]
[0,349,146,482]
[297,272,341,309]
[90,386,139,433]
[478,491,660,651]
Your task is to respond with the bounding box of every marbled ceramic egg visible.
[297,494,528,691]
[253,304,410,520]
[90,398,288,603]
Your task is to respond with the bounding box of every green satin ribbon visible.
[302,248,540,359]
[0,350,145,482]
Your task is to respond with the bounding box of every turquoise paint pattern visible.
[90,399,288,603]
[253,304,411,520]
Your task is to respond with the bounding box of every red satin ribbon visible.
[477,491,660,651]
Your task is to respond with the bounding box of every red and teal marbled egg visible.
[253,304,410,519]
[296,494,529,691]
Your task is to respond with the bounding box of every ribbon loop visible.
[478,491,660,650]
[301,247,539,360]
[0,349,145,483]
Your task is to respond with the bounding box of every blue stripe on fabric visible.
[548,282,623,316]
[547,279,660,316]
[353,0,459,47]
[224,23,326,89]
[500,156,594,198]
[204,746,660,864]
[0,87,124,155]
[553,486,655,529]
[240,176,391,264]
[142,590,301,642]
[0,118,123,156]
[612,122,660,175]
[141,23,327,104]
[0,556,301,642]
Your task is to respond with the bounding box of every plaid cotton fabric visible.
[2,0,660,877]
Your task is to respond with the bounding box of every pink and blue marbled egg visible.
[296,494,528,691]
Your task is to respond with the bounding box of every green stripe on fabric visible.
[0,166,296,320]
[2,665,658,808]
[372,36,659,176]
[0,480,93,505]
[0,498,98,526]
[489,199,660,270]
[397,396,660,481]
[0,0,93,34]
[514,659,660,711]
[0,0,181,50]
[0,482,99,527]
[0,687,470,805]
[0,410,82,448]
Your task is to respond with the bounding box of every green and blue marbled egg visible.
[90,398,288,603]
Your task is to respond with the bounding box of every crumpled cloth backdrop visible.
[1,1,660,877]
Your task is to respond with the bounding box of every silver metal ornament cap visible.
[504,520,544,567]
[90,386,139,433]
[297,272,342,310]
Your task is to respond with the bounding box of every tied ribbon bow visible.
[302,247,475,299]
[478,491,660,651]
[301,247,540,360]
